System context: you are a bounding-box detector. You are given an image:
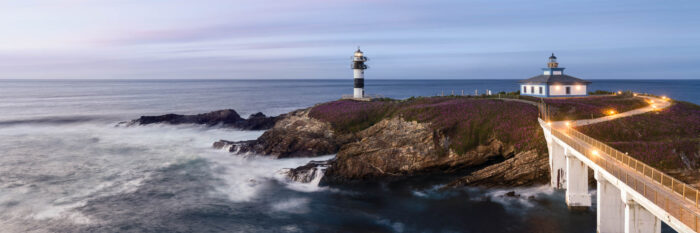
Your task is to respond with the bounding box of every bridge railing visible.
[546,122,700,231]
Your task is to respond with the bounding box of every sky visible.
[1,0,699,79]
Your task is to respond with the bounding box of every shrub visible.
[588,90,614,95]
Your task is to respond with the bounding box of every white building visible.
[520,54,591,97]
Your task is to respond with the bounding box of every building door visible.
[566,87,571,95]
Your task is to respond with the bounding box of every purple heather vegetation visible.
[577,101,700,170]
[536,95,648,121]
[309,97,546,155]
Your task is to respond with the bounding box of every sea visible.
[0,79,697,233]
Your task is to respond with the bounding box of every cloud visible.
[1,0,700,79]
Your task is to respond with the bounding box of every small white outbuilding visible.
[519,54,591,97]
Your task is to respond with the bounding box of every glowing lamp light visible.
[555,86,561,90]
[617,91,622,95]
[608,110,616,115]
[576,85,581,90]
[592,150,600,156]
[565,121,571,127]
[661,96,669,101]
[547,122,552,126]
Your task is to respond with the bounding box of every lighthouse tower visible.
[351,48,368,99]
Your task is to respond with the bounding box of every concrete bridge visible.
[540,96,700,233]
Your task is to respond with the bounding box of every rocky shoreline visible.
[127,99,551,189]
[123,109,279,130]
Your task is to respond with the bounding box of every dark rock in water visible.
[213,109,353,158]
[504,191,519,197]
[125,109,278,130]
[284,160,332,183]
[212,140,260,154]
[244,112,278,130]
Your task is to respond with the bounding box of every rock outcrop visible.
[199,106,549,188]
[125,109,278,130]
[445,150,549,188]
[321,117,518,184]
[213,109,354,158]
[283,160,331,183]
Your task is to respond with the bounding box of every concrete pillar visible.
[550,142,567,189]
[621,192,661,233]
[565,149,591,209]
[595,171,624,233]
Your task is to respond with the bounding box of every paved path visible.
[549,95,671,128]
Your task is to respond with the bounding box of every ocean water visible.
[0,79,696,233]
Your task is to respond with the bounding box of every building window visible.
[539,87,543,94]
[523,86,526,93]
[531,86,534,93]
[566,86,571,94]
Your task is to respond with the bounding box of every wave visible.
[0,122,262,230]
[0,116,112,126]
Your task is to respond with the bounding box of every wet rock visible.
[212,140,260,154]
[124,109,278,130]
[284,160,332,183]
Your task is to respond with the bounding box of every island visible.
[126,92,697,191]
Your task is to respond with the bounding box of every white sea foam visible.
[411,185,449,199]
[376,218,406,233]
[0,122,261,229]
[269,198,311,214]
[280,224,302,232]
[205,150,334,202]
[275,155,335,193]
[468,185,556,209]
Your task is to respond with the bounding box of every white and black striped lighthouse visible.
[351,48,368,99]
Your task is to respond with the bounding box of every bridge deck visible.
[548,124,700,232]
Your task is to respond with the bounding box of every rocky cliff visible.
[213,109,355,158]
[445,150,549,187]
[202,98,549,188]
[321,117,530,184]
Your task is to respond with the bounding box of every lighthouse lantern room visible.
[352,48,368,99]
